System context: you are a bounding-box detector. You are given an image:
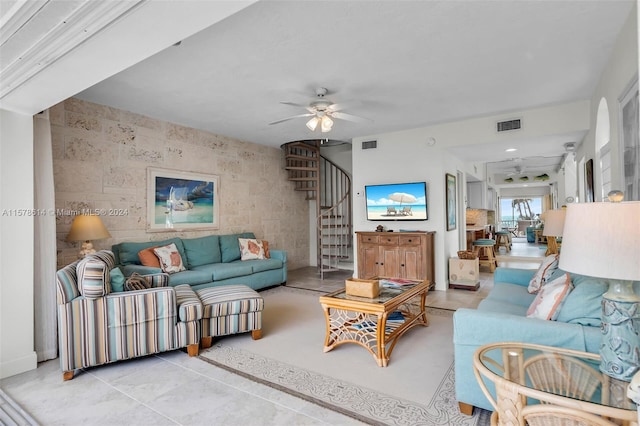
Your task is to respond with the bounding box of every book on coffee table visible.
[380,278,419,288]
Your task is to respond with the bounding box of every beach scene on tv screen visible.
[366,182,427,220]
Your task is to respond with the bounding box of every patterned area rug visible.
[198,286,491,425]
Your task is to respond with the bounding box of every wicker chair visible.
[520,405,620,426]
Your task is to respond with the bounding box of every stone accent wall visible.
[51,98,309,270]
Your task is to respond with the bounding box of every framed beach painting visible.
[147,167,219,231]
[446,173,457,231]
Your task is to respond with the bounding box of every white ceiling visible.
[2,0,636,183]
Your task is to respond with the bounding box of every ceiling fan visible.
[269,87,371,133]
[507,164,526,176]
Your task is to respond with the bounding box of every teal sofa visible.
[452,266,627,413]
[112,233,287,291]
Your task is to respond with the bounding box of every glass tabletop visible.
[325,278,425,304]
[476,342,636,412]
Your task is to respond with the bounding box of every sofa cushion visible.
[197,285,264,317]
[526,273,573,320]
[220,232,256,263]
[241,258,284,273]
[528,254,559,293]
[477,298,529,316]
[485,282,536,308]
[182,235,221,267]
[193,262,254,281]
[115,238,186,265]
[167,270,214,286]
[556,274,609,326]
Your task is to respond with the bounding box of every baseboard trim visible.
[1,351,37,379]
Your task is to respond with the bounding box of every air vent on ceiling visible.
[496,119,521,132]
[362,140,377,149]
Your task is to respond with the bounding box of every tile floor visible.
[1,237,546,425]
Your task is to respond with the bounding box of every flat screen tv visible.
[365,181,428,221]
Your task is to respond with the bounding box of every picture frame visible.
[147,167,219,231]
[585,159,594,203]
[445,173,457,231]
[619,75,639,201]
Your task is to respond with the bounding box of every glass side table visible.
[473,342,637,425]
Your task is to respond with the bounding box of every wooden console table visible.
[356,231,435,289]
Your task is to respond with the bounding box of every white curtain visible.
[33,111,57,362]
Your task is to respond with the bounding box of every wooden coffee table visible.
[319,278,429,367]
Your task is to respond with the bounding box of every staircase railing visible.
[317,156,352,278]
[282,140,352,278]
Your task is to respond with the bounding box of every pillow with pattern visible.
[526,272,573,320]
[239,238,266,260]
[153,243,186,273]
[528,254,560,293]
[261,240,271,259]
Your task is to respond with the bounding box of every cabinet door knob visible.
[401,264,405,267]
[408,239,412,242]
[380,263,384,266]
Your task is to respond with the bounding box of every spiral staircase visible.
[282,140,352,278]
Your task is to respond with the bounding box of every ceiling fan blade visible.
[328,100,362,112]
[280,101,315,113]
[331,111,372,123]
[268,113,315,125]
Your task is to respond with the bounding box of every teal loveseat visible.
[112,233,287,291]
[452,266,634,414]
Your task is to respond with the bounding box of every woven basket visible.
[457,250,478,260]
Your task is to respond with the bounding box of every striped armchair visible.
[56,250,202,380]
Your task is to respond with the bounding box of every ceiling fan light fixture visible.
[306,116,319,131]
[321,116,333,132]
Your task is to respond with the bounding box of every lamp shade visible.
[558,201,640,281]
[541,209,565,237]
[66,214,111,242]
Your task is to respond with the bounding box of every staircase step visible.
[320,244,352,248]
[286,166,317,171]
[320,224,348,228]
[286,154,318,161]
[295,187,317,191]
[288,142,319,151]
[288,177,317,181]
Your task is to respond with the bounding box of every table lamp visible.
[559,193,640,381]
[66,214,111,257]
[541,209,565,255]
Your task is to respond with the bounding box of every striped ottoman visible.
[196,285,264,349]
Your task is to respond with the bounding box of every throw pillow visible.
[526,273,573,320]
[138,246,161,268]
[124,272,151,291]
[76,257,111,299]
[153,243,186,273]
[528,254,560,294]
[110,267,126,293]
[261,240,271,259]
[239,238,265,260]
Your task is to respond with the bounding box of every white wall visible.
[352,130,464,290]
[582,3,638,200]
[0,109,37,378]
